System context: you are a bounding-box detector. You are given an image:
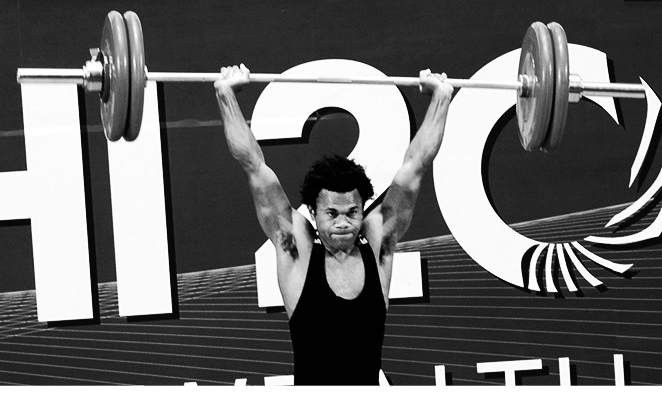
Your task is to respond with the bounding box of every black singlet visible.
[288,238,387,385]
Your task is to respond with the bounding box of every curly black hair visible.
[300,154,374,209]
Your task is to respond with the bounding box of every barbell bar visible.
[15,69,525,89]
[16,11,648,151]
[15,68,645,97]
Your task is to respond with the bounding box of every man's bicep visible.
[380,162,424,241]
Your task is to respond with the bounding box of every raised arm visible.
[370,70,454,253]
[214,65,298,247]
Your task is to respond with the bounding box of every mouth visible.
[331,232,354,238]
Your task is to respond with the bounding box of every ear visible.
[307,206,316,217]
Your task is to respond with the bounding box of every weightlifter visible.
[214,64,453,385]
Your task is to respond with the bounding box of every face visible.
[309,189,364,252]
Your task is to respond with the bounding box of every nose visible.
[335,215,351,229]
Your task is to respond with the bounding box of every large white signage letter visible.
[14,83,93,322]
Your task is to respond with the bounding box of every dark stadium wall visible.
[1,0,662,386]
[1,0,660,292]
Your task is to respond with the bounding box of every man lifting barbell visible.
[214,63,454,385]
[13,10,655,384]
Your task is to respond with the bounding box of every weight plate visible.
[123,11,146,141]
[516,22,555,151]
[100,11,130,142]
[542,22,569,152]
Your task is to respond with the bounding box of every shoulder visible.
[274,211,318,317]
[361,211,397,264]
[361,213,395,304]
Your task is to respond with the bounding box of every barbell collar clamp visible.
[518,74,532,98]
[568,74,583,103]
[83,48,104,93]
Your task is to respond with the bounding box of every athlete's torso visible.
[288,238,387,385]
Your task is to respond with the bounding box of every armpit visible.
[278,231,299,260]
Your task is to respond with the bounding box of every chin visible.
[332,234,357,246]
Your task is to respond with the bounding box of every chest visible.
[324,254,365,300]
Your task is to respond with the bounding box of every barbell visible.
[16,11,648,151]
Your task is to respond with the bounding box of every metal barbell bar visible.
[17,68,646,98]
[16,68,525,89]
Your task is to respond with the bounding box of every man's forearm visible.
[215,84,265,174]
[405,89,451,172]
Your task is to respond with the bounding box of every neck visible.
[321,241,358,261]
